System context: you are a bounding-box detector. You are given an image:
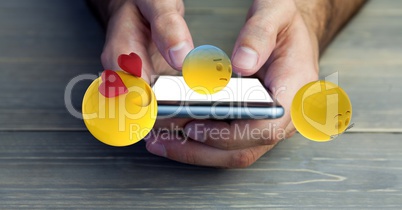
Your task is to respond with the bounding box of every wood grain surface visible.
[0,0,401,208]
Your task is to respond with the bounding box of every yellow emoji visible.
[182,45,232,94]
[82,53,157,147]
[291,81,352,142]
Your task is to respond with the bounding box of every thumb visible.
[138,0,194,70]
[231,0,297,76]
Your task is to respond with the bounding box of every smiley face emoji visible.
[182,45,232,94]
[291,81,352,142]
[82,53,157,147]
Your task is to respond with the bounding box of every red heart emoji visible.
[118,52,142,77]
[98,70,128,98]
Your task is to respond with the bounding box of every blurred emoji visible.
[291,80,352,142]
[82,53,157,146]
[182,45,232,94]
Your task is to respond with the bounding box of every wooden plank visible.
[319,0,402,130]
[0,0,104,59]
[0,132,401,208]
[0,0,103,130]
[320,64,402,131]
[184,0,251,55]
[185,15,246,52]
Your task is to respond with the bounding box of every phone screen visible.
[152,76,273,103]
[151,76,283,119]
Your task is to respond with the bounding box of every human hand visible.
[93,0,194,82]
[145,0,319,168]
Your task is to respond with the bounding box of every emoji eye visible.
[216,63,223,71]
[228,65,232,73]
[335,121,343,130]
[345,118,350,126]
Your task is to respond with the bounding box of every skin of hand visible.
[90,0,194,83]
[90,0,366,168]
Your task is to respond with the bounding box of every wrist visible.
[294,0,367,53]
[293,0,327,53]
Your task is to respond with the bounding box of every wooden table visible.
[1,0,401,208]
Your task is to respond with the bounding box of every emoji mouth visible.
[219,78,228,81]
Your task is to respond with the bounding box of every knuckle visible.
[175,0,185,16]
[228,149,256,168]
[241,17,277,49]
[152,12,181,32]
[100,51,111,68]
[247,16,276,38]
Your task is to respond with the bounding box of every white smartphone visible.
[151,76,284,119]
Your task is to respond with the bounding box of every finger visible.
[137,0,194,70]
[101,2,155,83]
[231,0,297,76]
[261,14,319,139]
[262,14,319,112]
[184,118,290,150]
[153,118,193,130]
[144,132,275,168]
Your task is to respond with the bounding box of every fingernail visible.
[184,123,206,142]
[232,46,258,70]
[169,42,192,69]
[146,142,167,157]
